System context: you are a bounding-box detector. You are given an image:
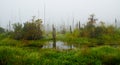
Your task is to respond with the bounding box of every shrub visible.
[13,18,43,40]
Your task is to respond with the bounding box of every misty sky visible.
[0,0,120,28]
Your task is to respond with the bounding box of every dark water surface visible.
[42,41,76,50]
[42,41,120,50]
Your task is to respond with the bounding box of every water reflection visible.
[42,41,120,50]
[42,41,75,50]
[53,40,56,48]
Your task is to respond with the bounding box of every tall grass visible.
[0,46,120,65]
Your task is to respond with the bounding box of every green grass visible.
[0,33,120,65]
[0,37,47,47]
[0,45,120,65]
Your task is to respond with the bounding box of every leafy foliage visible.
[13,18,43,40]
[0,27,5,34]
[13,23,23,40]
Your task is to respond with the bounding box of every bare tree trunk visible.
[79,21,81,30]
[115,18,117,28]
[70,25,72,33]
[52,24,56,48]
[9,20,11,32]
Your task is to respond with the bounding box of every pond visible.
[42,41,120,50]
[42,41,76,50]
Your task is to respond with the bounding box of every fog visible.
[0,0,120,28]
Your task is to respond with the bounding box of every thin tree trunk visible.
[70,25,72,33]
[79,21,81,30]
[52,24,56,48]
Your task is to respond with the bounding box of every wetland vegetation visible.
[0,14,120,65]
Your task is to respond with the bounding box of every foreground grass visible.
[0,46,120,65]
[0,34,120,65]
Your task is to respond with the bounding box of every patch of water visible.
[42,41,75,50]
[42,41,120,50]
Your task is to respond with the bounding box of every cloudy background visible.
[0,0,120,28]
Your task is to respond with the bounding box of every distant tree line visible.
[0,14,119,42]
[72,14,117,38]
[67,14,120,44]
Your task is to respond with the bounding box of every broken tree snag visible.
[115,18,117,28]
[79,21,81,30]
[70,25,72,33]
[52,24,56,48]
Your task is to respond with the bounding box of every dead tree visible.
[79,21,81,30]
[70,25,72,33]
[115,18,117,28]
[52,24,56,48]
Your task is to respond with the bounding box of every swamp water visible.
[42,41,120,50]
[42,41,77,50]
[24,41,120,50]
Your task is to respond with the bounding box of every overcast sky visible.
[0,0,120,28]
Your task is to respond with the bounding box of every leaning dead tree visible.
[52,24,56,48]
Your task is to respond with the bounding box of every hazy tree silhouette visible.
[0,27,5,34]
[13,17,43,40]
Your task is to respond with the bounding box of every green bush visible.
[0,27,5,34]
[13,18,43,40]
[0,38,21,46]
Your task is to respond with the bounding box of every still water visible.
[42,41,76,50]
[42,41,120,50]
